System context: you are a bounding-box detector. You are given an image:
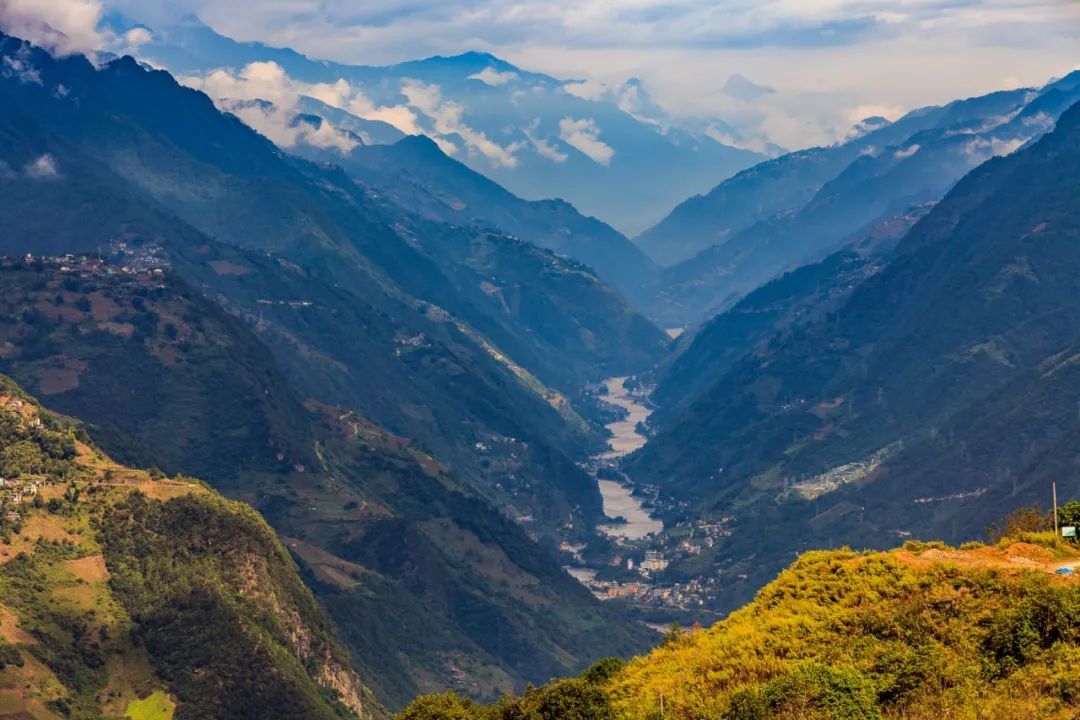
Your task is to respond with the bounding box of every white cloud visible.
[963,135,1026,162]
[0,0,105,55]
[401,78,523,167]
[180,61,408,153]
[345,88,423,135]
[220,98,360,154]
[558,117,614,165]
[24,153,59,179]
[122,26,152,49]
[182,61,428,145]
[6,0,1077,151]
[295,116,360,153]
[1021,111,1055,133]
[893,143,920,159]
[1,45,40,83]
[469,66,518,86]
[523,119,568,162]
[562,79,607,101]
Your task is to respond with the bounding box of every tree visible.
[1058,501,1080,528]
[397,692,485,720]
[986,505,1050,543]
[581,657,626,685]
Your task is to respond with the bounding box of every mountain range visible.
[626,95,1080,612]
[0,30,660,709]
[103,13,767,236]
[2,9,1080,720]
[637,71,1080,326]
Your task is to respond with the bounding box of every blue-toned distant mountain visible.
[639,72,1080,326]
[291,125,659,300]
[103,14,766,236]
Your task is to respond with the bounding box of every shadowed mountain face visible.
[638,74,1080,326]
[628,98,1080,612]
[0,261,655,710]
[103,14,766,236]
[0,31,673,538]
[0,32,661,707]
[292,131,662,303]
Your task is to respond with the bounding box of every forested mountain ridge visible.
[648,200,932,422]
[626,97,1080,611]
[0,257,654,709]
[0,375,378,720]
[0,30,669,538]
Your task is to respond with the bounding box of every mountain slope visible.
[0,258,655,709]
[640,76,1080,325]
[0,31,651,536]
[404,537,1080,720]
[649,201,931,421]
[626,98,1080,610]
[297,132,661,301]
[0,375,376,720]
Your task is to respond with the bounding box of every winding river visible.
[595,377,663,539]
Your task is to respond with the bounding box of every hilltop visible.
[0,375,377,720]
[401,536,1080,719]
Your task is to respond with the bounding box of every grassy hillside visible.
[401,535,1080,720]
[0,375,375,720]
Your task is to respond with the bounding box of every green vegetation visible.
[0,260,315,482]
[124,690,175,720]
[0,376,377,719]
[0,262,652,710]
[627,99,1080,616]
[401,538,1080,720]
[397,662,620,720]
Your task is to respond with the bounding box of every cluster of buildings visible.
[0,397,48,524]
[571,572,725,611]
[0,477,41,512]
[561,511,740,612]
[22,243,169,278]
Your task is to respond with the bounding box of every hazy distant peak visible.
[847,115,892,139]
[723,74,775,101]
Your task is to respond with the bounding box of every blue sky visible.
[2,0,1078,147]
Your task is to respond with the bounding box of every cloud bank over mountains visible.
[2,0,1076,233]
[3,0,1077,150]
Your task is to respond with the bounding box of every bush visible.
[1059,501,1080,529]
[397,692,486,720]
[900,540,948,553]
[987,506,1051,543]
[0,642,23,669]
[581,657,627,686]
[760,665,879,720]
